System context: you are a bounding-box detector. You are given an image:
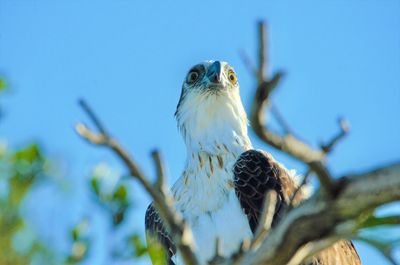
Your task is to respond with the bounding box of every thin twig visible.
[76,123,144,178]
[251,190,278,249]
[78,99,109,136]
[209,238,225,264]
[288,169,312,208]
[286,237,339,265]
[308,161,334,197]
[229,239,251,264]
[321,117,350,154]
[215,237,221,257]
[258,21,267,83]
[151,149,167,193]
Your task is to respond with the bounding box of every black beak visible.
[206,61,222,84]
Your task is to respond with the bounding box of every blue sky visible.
[1,0,399,264]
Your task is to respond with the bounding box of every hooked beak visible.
[206,61,222,85]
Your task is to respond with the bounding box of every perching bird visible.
[145,61,361,265]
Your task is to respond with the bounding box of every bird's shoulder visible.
[233,149,301,232]
[233,149,300,202]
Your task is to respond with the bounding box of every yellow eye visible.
[228,70,237,85]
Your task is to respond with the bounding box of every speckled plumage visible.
[145,61,360,265]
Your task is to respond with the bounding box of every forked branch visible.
[75,99,199,265]
[246,21,351,196]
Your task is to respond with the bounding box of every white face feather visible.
[175,61,251,154]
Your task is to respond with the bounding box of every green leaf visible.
[12,144,41,164]
[113,184,127,202]
[0,79,6,91]
[360,215,400,229]
[71,227,79,241]
[112,210,125,226]
[90,177,100,196]
[130,235,148,257]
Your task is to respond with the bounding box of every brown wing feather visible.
[145,204,176,265]
[233,150,361,265]
[233,149,289,232]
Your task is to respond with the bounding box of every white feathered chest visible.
[171,150,253,264]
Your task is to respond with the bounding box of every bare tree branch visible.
[251,191,278,249]
[257,21,267,83]
[151,149,167,193]
[321,117,350,154]
[248,21,350,195]
[209,238,224,265]
[286,237,339,265]
[78,99,109,136]
[75,99,199,265]
[250,72,326,163]
[288,169,312,208]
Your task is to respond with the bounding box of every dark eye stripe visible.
[186,64,205,84]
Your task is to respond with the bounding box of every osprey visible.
[145,61,360,265]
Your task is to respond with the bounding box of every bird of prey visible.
[145,61,361,265]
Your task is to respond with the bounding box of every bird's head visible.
[175,61,250,153]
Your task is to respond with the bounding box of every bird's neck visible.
[176,91,252,174]
[179,102,252,156]
[185,129,251,157]
[183,123,252,184]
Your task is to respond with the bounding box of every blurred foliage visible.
[0,78,6,91]
[0,142,154,264]
[0,78,6,118]
[86,162,168,264]
[66,219,90,264]
[0,142,154,265]
[0,142,55,265]
[89,163,152,262]
[89,163,130,227]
